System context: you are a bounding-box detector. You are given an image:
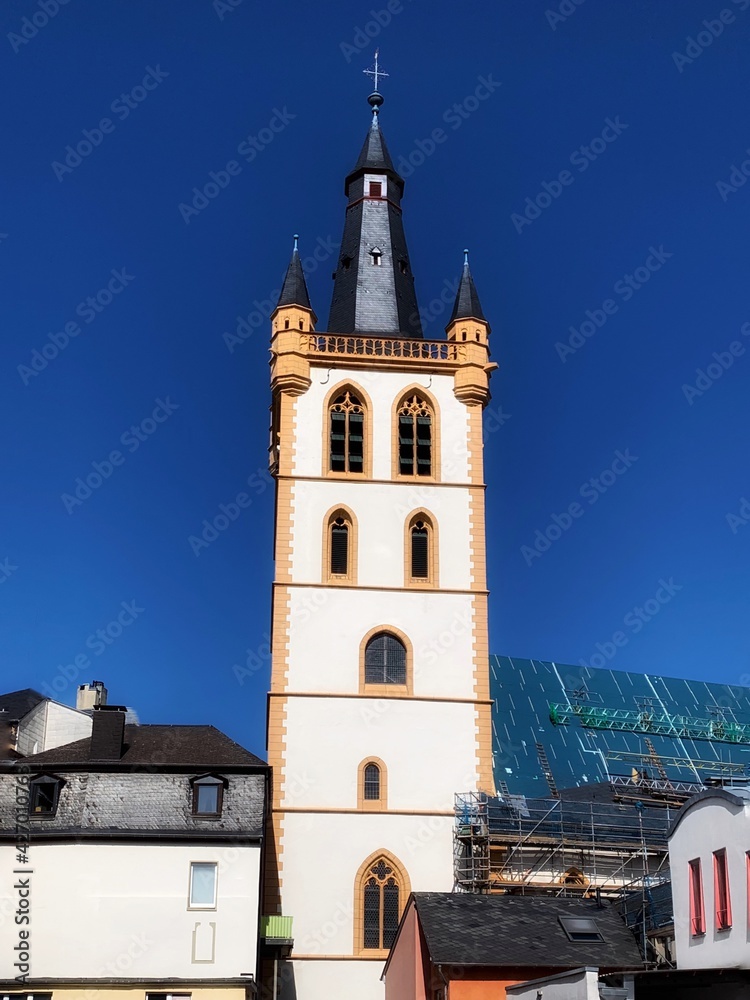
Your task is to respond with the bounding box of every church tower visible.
[264,83,496,1000]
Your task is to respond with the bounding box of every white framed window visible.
[189,862,217,909]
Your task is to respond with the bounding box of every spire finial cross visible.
[364,49,389,92]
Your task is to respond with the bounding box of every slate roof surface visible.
[11,724,265,769]
[277,247,313,312]
[328,114,423,339]
[351,118,397,175]
[0,688,45,721]
[449,260,486,324]
[412,893,643,968]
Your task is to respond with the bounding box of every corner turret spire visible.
[276,234,314,312]
[448,249,487,326]
[327,81,422,338]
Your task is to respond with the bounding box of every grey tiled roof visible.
[0,688,45,721]
[412,893,643,969]
[12,724,265,769]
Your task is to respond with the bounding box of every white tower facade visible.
[264,92,496,1000]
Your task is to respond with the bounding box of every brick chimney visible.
[90,705,126,760]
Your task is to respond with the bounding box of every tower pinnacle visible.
[275,234,316,321]
[448,248,487,326]
[327,82,423,338]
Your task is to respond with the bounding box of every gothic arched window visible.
[397,394,432,477]
[329,390,364,474]
[364,633,407,686]
[359,856,404,952]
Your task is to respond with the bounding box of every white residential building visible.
[668,785,750,970]
[0,704,268,1000]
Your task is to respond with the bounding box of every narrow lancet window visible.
[330,517,349,576]
[411,521,429,578]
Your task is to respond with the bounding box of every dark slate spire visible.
[277,235,313,312]
[351,100,397,176]
[327,93,422,339]
[448,250,487,325]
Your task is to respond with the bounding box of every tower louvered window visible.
[364,633,407,685]
[330,517,349,575]
[362,858,401,950]
[398,395,432,476]
[411,521,429,578]
[330,391,364,473]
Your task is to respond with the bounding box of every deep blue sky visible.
[3,0,750,757]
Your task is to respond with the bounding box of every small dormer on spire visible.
[446,249,490,345]
[273,234,317,335]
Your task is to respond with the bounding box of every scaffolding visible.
[453,791,672,897]
[549,701,750,744]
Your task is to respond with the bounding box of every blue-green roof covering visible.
[490,655,750,795]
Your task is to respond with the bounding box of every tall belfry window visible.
[329,391,364,473]
[398,395,432,476]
